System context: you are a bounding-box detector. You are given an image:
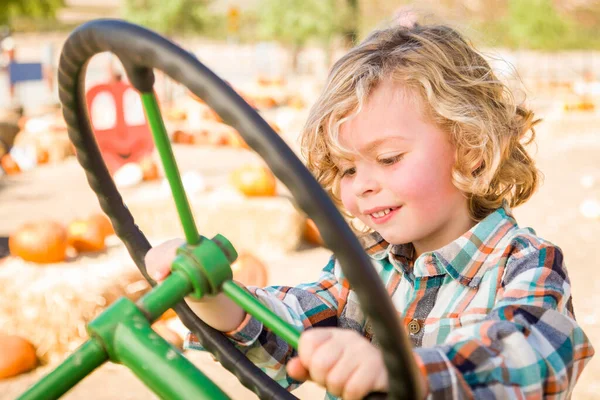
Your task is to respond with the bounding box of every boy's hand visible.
[287,328,389,400]
[145,238,186,282]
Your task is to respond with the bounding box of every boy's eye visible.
[378,154,404,166]
[341,167,356,177]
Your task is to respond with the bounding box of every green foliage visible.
[0,0,65,27]
[122,0,213,36]
[476,0,600,50]
[256,0,347,46]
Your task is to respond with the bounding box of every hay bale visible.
[0,239,149,365]
[125,185,306,256]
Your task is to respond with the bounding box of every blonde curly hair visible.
[300,24,540,222]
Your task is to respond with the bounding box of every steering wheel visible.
[54,19,421,400]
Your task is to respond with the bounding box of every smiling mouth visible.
[367,206,401,221]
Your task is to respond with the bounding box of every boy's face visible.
[337,80,475,255]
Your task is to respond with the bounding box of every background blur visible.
[0,1,599,399]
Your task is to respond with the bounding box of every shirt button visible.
[407,319,421,335]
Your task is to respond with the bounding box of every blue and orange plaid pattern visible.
[186,205,594,399]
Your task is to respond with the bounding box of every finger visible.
[297,329,333,368]
[343,361,382,400]
[305,337,344,387]
[323,343,361,397]
[286,357,310,382]
[145,238,185,281]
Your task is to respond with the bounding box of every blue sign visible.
[8,62,43,85]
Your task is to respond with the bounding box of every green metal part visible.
[174,235,236,299]
[112,311,230,400]
[87,296,230,399]
[222,281,301,349]
[141,92,200,246]
[17,340,107,400]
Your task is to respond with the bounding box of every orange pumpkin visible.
[9,221,68,264]
[304,219,324,246]
[227,132,249,149]
[165,107,187,121]
[87,213,115,237]
[287,95,306,109]
[0,334,37,379]
[158,308,178,322]
[152,321,183,349]
[172,130,194,145]
[267,120,281,134]
[67,219,106,253]
[1,154,21,175]
[229,165,277,197]
[36,149,49,165]
[139,157,159,181]
[253,96,277,109]
[231,253,268,287]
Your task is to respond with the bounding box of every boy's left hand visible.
[287,328,388,399]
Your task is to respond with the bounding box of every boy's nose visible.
[352,171,381,197]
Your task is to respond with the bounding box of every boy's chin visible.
[374,228,412,246]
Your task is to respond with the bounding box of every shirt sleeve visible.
[185,255,352,391]
[413,243,594,399]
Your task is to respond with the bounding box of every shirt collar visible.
[362,204,518,287]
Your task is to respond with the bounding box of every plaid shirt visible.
[186,205,594,399]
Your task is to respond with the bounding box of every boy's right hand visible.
[145,238,186,283]
[144,238,247,333]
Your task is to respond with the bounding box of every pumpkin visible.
[158,308,177,322]
[9,221,68,264]
[231,253,268,287]
[36,149,49,165]
[152,321,183,349]
[229,165,277,197]
[267,120,281,134]
[253,96,277,109]
[67,219,106,253]
[87,213,115,237]
[1,154,21,175]
[304,218,324,246]
[165,107,187,121]
[287,95,306,109]
[139,156,159,181]
[0,334,37,379]
[172,130,194,145]
[227,132,249,149]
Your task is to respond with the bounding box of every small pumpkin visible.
[227,132,249,149]
[152,321,183,349]
[36,149,49,165]
[1,154,21,175]
[67,219,106,253]
[139,156,159,181]
[287,95,306,109]
[267,120,281,134]
[229,165,277,197]
[231,253,268,287]
[158,308,178,322]
[304,218,324,246]
[87,213,115,238]
[172,130,194,145]
[0,334,37,379]
[9,221,68,264]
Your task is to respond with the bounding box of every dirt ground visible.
[1,101,599,399]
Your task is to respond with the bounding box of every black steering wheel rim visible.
[57,19,420,400]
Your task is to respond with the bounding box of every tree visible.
[122,0,212,37]
[0,0,65,27]
[257,0,349,71]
